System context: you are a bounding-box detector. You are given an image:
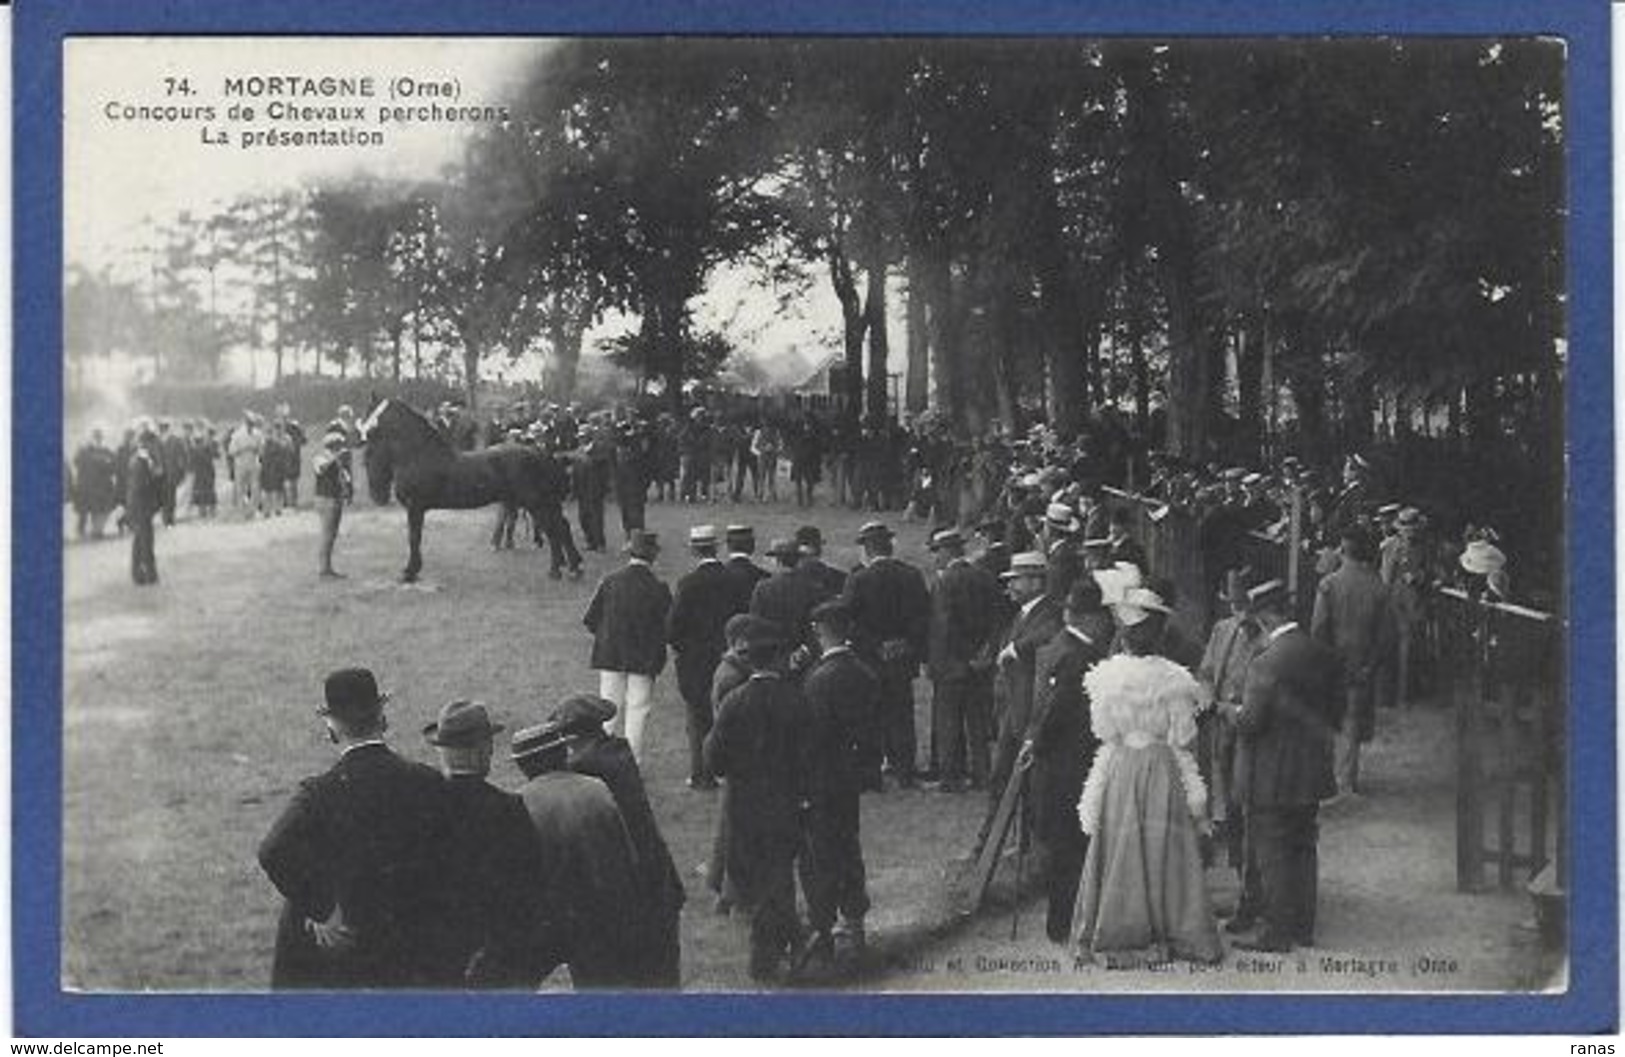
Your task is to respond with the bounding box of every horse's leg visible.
[403,506,424,583]
[543,503,583,580]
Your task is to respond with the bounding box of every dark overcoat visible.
[841,556,932,666]
[928,559,1003,680]
[259,744,456,989]
[583,561,673,676]
[1235,627,1343,808]
[1028,628,1107,845]
[704,673,806,908]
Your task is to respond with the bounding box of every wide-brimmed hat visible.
[1247,579,1291,612]
[422,699,504,747]
[1395,507,1426,530]
[1092,563,1143,607]
[855,520,893,544]
[1113,586,1172,627]
[1218,566,1262,605]
[625,530,660,561]
[510,722,571,761]
[319,668,389,723]
[1000,551,1048,581]
[1459,539,1507,576]
[545,693,617,737]
[1044,503,1080,534]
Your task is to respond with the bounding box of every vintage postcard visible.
[17,0,1616,1038]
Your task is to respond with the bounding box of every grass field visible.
[62,485,1558,994]
[62,488,994,991]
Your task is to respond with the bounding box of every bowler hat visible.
[319,667,389,722]
[625,530,660,561]
[794,525,824,549]
[809,599,854,632]
[546,693,617,737]
[422,699,503,747]
[741,615,789,651]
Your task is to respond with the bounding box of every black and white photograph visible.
[59,33,1569,996]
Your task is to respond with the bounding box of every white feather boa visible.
[1076,654,1208,835]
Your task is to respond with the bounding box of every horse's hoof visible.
[401,572,419,584]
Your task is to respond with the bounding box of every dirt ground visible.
[60,486,1561,994]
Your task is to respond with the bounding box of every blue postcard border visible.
[12,0,1616,1037]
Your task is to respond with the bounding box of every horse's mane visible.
[364,398,454,452]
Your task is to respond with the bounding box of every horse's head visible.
[359,399,396,505]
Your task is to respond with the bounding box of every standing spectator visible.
[1195,568,1268,918]
[987,551,1064,808]
[1023,577,1110,943]
[157,419,188,526]
[229,412,263,515]
[1227,580,1342,953]
[798,600,877,968]
[613,419,651,539]
[680,409,714,503]
[704,621,808,984]
[313,429,353,580]
[841,521,931,791]
[582,530,673,763]
[259,421,290,517]
[258,668,457,988]
[793,525,847,600]
[789,417,822,508]
[722,524,771,610]
[422,699,547,989]
[188,423,219,519]
[125,423,164,586]
[279,405,307,509]
[71,427,119,539]
[1380,507,1434,709]
[752,420,780,501]
[927,527,1003,792]
[1070,600,1221,967]
[1311,526,1395,798]
[574,419,614,552]
[667,525,736,790]
[547,694,687,987]
[750,538,827,674]
[509,722,644,988]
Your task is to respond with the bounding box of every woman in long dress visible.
[1070,587,1222,967]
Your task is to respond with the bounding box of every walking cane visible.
[1011,774,1028,941]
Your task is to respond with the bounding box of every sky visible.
[63,36,896,391]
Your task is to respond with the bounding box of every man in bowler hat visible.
[667,525,736,790]
[582,529,673,763]
[258,668,457,988]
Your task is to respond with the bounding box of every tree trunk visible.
[829,243,867,429]
[460,333,482,412]
[391,326,403,382]
[1236,318,1264,458]
[863,257,889,425]
[922,249,960,423]
[1130,291,1150,435]
[904,254,930,415]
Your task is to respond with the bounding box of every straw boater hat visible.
[855,520,893,544]
[927,526,965,551]
[1045,502,1080,534]
[1395,507,1426,530]
[688,524,719,549]
[1218,567,1262,606]
[1459,539,1507,576]
[999,551,1048,581]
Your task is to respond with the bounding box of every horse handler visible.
[313,429,353,579]
[582,530,673,763]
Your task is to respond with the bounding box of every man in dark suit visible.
[1103,506,1148,573]
[667,524,736,790]
[798,600,878,969]
[125,423,164,586]
[1311,526,1395,797]
[259,668,457,989]
[987,551,1064,805]
[1226,580,1343,952]
[704,621,808,983]
[751,537,827,672]
[841,520,932,790]
[795,525,848,600]
[509,721,645,988]
[422,698,548,988]
[1022,578,1109,942]
[927,527,1003,792]
[546,694,686,987]
[583,530,673,765]
[723,524,771,612]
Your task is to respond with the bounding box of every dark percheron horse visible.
[360,398,582,583]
